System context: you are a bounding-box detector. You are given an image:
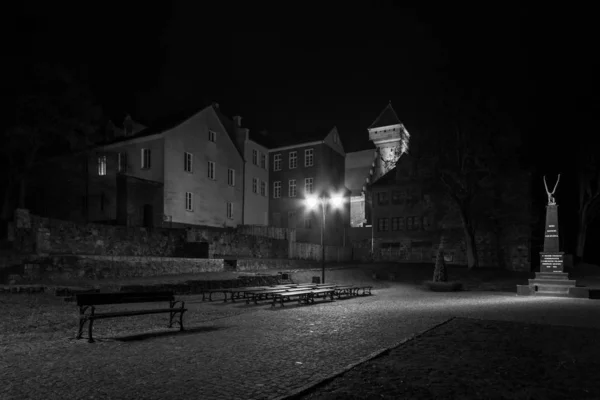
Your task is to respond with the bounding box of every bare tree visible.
[1,62,103,219]
[575,150,600,261]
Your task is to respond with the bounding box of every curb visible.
[274,316,457,400]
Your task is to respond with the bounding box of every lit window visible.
[185,192,193,211]
[260,181,266,196]
[305,148,313,167]
[208,161,215,180]
[141,148,151,169]
[252,149,258,165]
[273,181,281,198]
[208,130,216,142]
[252,177,258,193]
[228,169,235,186]
[289,151,297,169]
[289,179,297,197]
[117,152,127,173]
[184,152,193,173]
[304,177,314,195]
[98,156,107,176]
[273,154,281,171]
[260,153,266,169]
[227,202,233,219]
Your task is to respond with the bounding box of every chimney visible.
[212,102,220,110]
[123,114,133,136]
[233,115,242,127]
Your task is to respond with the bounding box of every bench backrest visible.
[76,291,175,306]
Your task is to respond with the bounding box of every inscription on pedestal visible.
[540,252,564,273]
[543,205,560,252]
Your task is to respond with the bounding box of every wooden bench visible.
[354,286,373,296]
[333,285,356,299]
[76,291,187,343]
[271,288,335,307]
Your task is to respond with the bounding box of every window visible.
[141,148,151,169]
[305,148,314,167]
[260,181,266,196]
[252,149,258,165]
[273,154,282,171]
[288,210,297,228]
[414,216,421,230]
[289,151,297,169]
[391,190,401,204]
[260,153,266,169]
[391,217,400,231]
[98,156,107,176]
[289,179,297,197]
[273,181,281,198]
[304,218,312,229]
[398,217,405,230]
[407,217,414,230]
[423,215,431,230]
[117,152,127,173]
[228,169,235,186]
[226,202,233,219]
[252,177,258,193]
[378,218,389,232]
[207,161,215,180]
[185,192,193,211]
[304,177,314,195]
[208,130,216,142]
[377,191,389,205]
[184,152,193,173]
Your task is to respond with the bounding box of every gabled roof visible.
[368,101,402,129]
[268,130,329,149]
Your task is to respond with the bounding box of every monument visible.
[517,174,579,297]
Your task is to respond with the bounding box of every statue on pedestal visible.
[543,174,560,206]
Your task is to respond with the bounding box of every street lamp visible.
[304,192,345,283]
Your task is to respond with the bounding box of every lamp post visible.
[305,193,344,284]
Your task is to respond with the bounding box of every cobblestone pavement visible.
[2,286,600,400]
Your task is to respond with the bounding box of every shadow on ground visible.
[113,325,225,342]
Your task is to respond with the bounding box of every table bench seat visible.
[271,288,335,307]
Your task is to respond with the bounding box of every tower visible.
[367,101,410,182]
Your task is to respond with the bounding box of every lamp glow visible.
[329,194,344,209]
[305,196,319,209]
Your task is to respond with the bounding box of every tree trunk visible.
[1,180,14,220]
[459,205,479,269]
[17,176,27,208]
[575,219,588,261]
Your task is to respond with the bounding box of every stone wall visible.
[11,210,290,259]
[15,255,224,283]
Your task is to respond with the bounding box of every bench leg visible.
[179,309,185,331]
[280,296,285,307]
[88,318,95,343]
[223,291,229,303]
[77,317,86,339]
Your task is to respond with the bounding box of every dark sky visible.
[6,4,597,157]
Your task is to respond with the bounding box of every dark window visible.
[377,192,389,206]
[398,217,405,230]
[391,217,399,231]
[391,191,401,204]
[407,217,413,230]
[377,218,389,232]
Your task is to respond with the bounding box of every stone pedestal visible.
[517,203,581,298]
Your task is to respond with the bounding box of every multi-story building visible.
[240,129,270,226]
[268,127,350,246]
[35,103,248,228]
[344,102,410,227]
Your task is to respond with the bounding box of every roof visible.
[370,165,398,187]
[268,130,328,149]
[368,102,402,129]
[249,130,276,149]
[97,107,203,146]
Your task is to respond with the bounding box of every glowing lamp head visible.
[329,194,344,209]
[305,196,319,209]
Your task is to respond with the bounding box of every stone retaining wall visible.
[12,256,225,283]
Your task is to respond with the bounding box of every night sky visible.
[5,4,599,256]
